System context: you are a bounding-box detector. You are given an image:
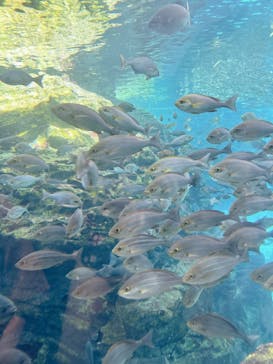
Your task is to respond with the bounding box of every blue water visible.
[0,0,273,363]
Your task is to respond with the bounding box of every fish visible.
[263,138,273,154]
[7,175,43,189]
[99,106,146,133]
[109,209,179,239]
[230,112,273,141]
[187,313,256,345]
[71,276,113,300]
[7,206,28,220]
[147,155,209,176]
[112,234,168,257]
[118,269,182,299]
[229,195,273,218]
[117,102,135,112]
[42,190,82,208]
[32,225,66,243]
[102,330,153,364]
[168,235,229,260]
[206,127,231,144]
[99,198,131,220]
[144,173,194,200]
[120,55,159,80]
[180,210,230,232]
[0,348,32,364]
[123,254,153,273]
[15,248,82,271]
[119,198,168,218]
[182,286,204,308]
[51,103,115,134]
[188,143,232,160]
[182,253,243,285]
[66,208,84,238]
[0,69,43,87]
[209,158,269,186]
[0,295,17,325]
[250,262,273,285]
[165,134,193,147]
[0,135,21,149]
[66,267,97,281]
[261,275,273,290]
[7,154,48,172]
[175,94,237,114]
[148,3,190,34]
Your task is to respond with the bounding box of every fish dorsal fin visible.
[199,94,221,102]
[241,112,258,121]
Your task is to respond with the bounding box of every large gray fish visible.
[100,105,146,133]
[71,276,113,300]
[119,198,168,219]
[119,55,159,80]
[51,103,115,134]
[168,235,229,260]
[188,144,232,161]
[147,155,209,176]
[109,209,179,239]
[112,234,168,257]
[88,134,161,168]
[99,198,131,220]
[7,154,48,172]
[118,269,182,299]
[175,94,237,114]
[148,3,190,34]
[102,330,153,364]
[15,248,82,271]
[180,210,230,232]
[182,253,243,285]
[144,173,194,200]
[187,313,256,344]
[209,158,269,185]
[206,127,231,144]
[42,190,82,208]
[229,195,273,218]
[230,112,273,141]
[250,262,273,285]
[0,69,43,87]
[0,348,32,364]
[0,294,17,325]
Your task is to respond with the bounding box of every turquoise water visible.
[0,0,273,363]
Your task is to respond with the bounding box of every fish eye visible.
[92,148,98,153]
[188,273,195,279]
[114,227,120,233]
[150,167,156,172]
[124,286,131,292]
[116,246,122,251]
[173,247,181,253]
[182,219,190,226]
[179,100,185,104]
[149,187,155,192]
[214,167,223,173]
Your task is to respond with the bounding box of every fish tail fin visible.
[150,133,162,149]
[119,54,127,69]
[199,153,210,167]
[140,329,154,348]
[34,74,44,87]
[222,142,232,154]
[241,112,258,121]
[245,334,259,346]
[72,247,83,266]
[42,189,50,200]
[225,95,238,111]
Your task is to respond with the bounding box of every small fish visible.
[123,255,153,273]
[66,267,97,281]
[7,154,48,172]
[206,127,231,144]
[7,206,28,220]
[32,225,66,242]
[120,55,159,80]
[102,330,153,364]
[175,94,237,114]
[117,102,135,112]
[0,294,17,325]
[250,262,273,285]
[71,276,113,300]
[15,248,82,271]
[66,208,84,238]
[229,195,273,218]
[8,175,43,189]
[149,2,190,34]
[51,103,114,134]
[42,190,82,208]
[182,253,243,286]
[0,69,43,87]
[187,313,257,345]
[118,269,182,299]
[0,348,32,364]
[119,198,167,218]
[166,134,193,147]
[99,198,131,220]
[188,143,232,160]
[180,210,230,232]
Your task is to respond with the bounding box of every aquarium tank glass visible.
[0,1,273,363]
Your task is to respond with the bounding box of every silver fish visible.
[175,94,237,114]
[32,225,66,243]
[99,198,131,220]
[250,262,273,284]
[66,267,96,281]
[102,330,153,364]
[187,313,256,344]
[15,248,82,271]
[118,269,182,299]
[8,174,43,188]
[71,276,113,300]
[188,143,232,160]
[182,286,204,308]
[180,210,230,232]
[7,154,48,172]
[123,255,153,273]
[42,190,82,208]
[66,208,84,238]
[206,128,231,144]
[229,195,273,218]
[0,69,43,87]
